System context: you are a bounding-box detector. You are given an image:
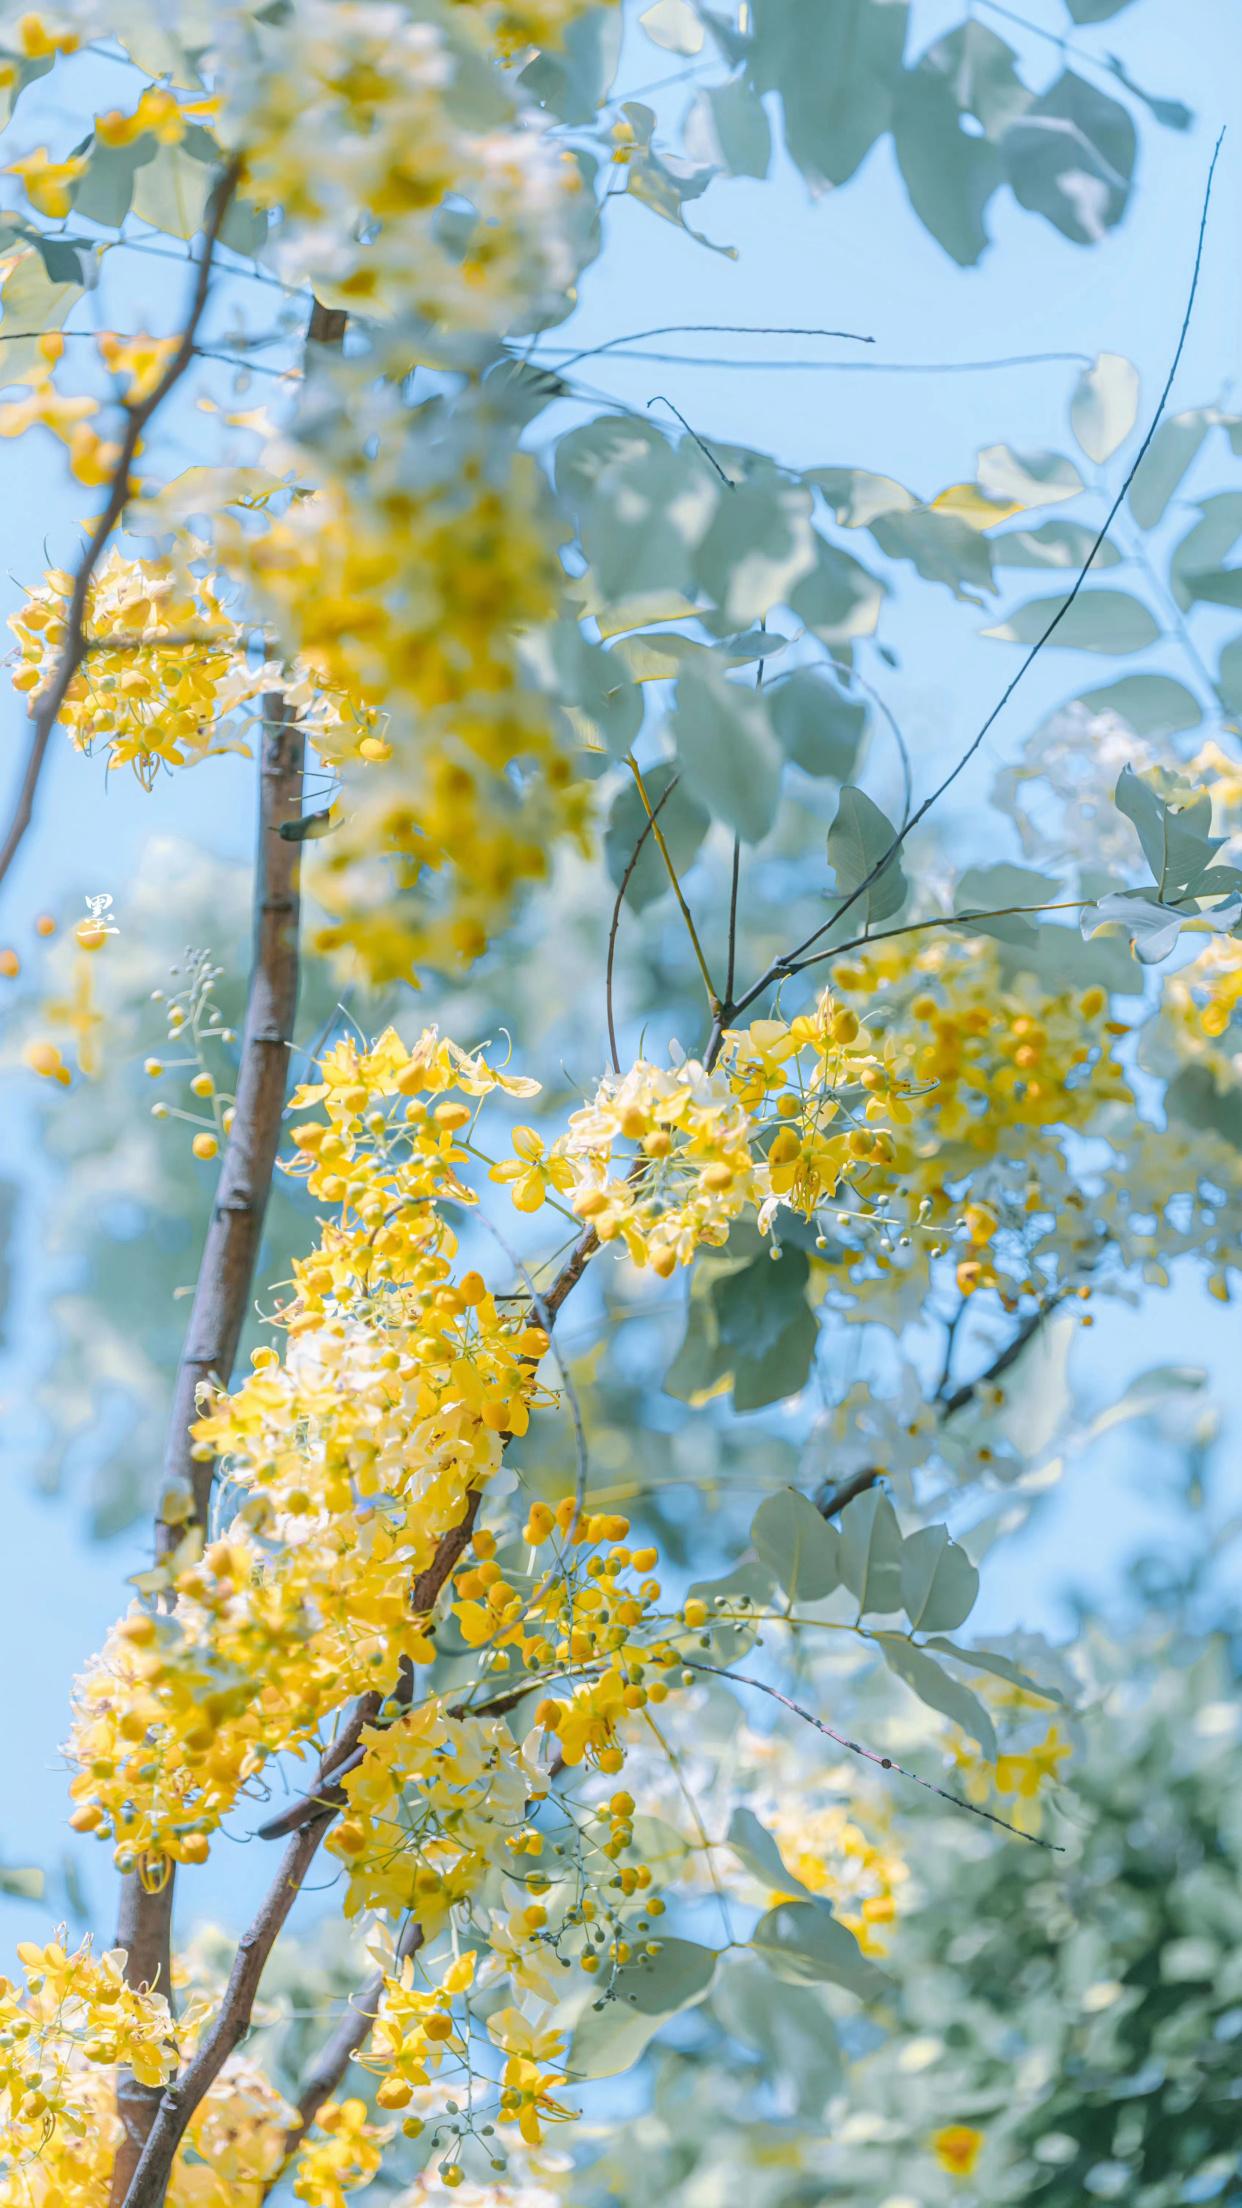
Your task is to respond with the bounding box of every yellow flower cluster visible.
[490,996,908,1279]
[96,84,214,149]
[218,408,588,983]
[8,551,268,783]
[0,1937,173,2190]
[1167,934,1242,1053]
[328,1701,545,1924]
[65,1027,553,1867]
[0,1943,344,2208]
[453,0,613,58]
[820,938,1131,1313]
[293,2096,388,2208]
[217,1,592,333]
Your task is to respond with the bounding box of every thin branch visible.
[119,1817,331,2208]
[626,755,719,1014]
[0,158,242,900]
[681,1662,1065,1850]
[523,345,1092,375]
[730,130,1225,1019]
[254,1496,482,1843]
[537,321,874,375]
[724,837,742,1006]
[832,657,912,828]
[648,394,734,486]
[816,1293,1066,1521]
[606,774,678,1073]
[939,1294,1067,1419]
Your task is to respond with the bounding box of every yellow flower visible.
[489,1124,576,1211]
[933,2123,985,2177]
[7,144,87,218]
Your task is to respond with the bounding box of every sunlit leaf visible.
[827,786,907,925]
[1071,352,1140,465]
[838,1488,904,1616]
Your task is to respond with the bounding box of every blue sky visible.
[1,0,1240,1943]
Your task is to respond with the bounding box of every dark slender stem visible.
[680,1662,1064,1850]
[724,838,742,1007]
[939,1295,1067,1419]
[606,775,678,1074]
[271,1920,426,2185]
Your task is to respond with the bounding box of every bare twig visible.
[681,1662,1065,1850]
[471,1206,591,1511]
[118,1818,331,2208]
[606,773,678,1073]
[648,394,734,486]
[939,1294,1068,1419]
[626,755,719,1015]
[535,321,874,375]
[0,159,242,899]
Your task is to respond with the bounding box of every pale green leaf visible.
[808,467,915,527]
[1128,410,1210,529]
[570,1938,717,2077]
[603,762,709,912]
[687,77,772,179]
[673,663,783,843]
[892,54,1000,265]
[1071,353,1140,465]
[769,668,864,779]
[876,1634,998,1757]
[827,786,907,925]
[976,444,1084,510]
[983,589,1159,653]
[900,1524,980,1632]
[748,0,910,192]
[838,1488,904,1617]
[1000,70,1135,244]
[994,519,1120,570]
[751,1489,842,1603]
[750,1900,889,1999]
[925,1636,1065,1703]
[639,0,704,54]
[1073,673,1202,736]
[727,1806,818,1900]
[696,472,817,626]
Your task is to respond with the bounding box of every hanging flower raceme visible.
[215,0,597,335]
[216,386,590,984]
[64,1025,555,1870]
[8,549,269,783]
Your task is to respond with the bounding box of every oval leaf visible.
[751,1901,889,2000]
[900,1523,980,1632]
[751,1489,841,1603]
